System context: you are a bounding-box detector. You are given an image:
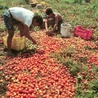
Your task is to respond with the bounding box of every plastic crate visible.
[74,25,93,40]
[2,35,26,51]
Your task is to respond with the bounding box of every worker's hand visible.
[20,33,24,37]
[46,30,53,36]
[32,39,37,44]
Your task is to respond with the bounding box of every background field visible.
[0,0,98,36]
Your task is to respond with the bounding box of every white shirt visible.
[9,7,34,27]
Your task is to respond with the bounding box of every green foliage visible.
[89,79,98,93]
[0,21,6,32]
[69,63,80,76]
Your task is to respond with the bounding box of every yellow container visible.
[2,35,26,51]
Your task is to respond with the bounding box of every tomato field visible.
[0,0,98,98]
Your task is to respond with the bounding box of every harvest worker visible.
[3,7,43,56]
[45,7,63,36]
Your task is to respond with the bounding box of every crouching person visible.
[45,7,63,36]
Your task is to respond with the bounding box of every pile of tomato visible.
[2,32,75,98]
[1,31,98,98]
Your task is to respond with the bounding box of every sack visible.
[2,35,26,51]
[74,25,93,40]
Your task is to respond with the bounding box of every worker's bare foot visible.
[7,52,14,57]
